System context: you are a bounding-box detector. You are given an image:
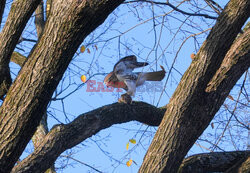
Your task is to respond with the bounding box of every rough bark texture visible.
[10,52,26,67]
[33,2,56,173]
[179,151,250,173]
[0,0,124,172]
[12,102,165,173]
[0,0,6,26]
[139,0,250,172]
[35,1,45,38]
[1,0,249,172]
[31,114,56,173]
[235,156,250,173]
[46,0,52,18]
[0,0,41,99]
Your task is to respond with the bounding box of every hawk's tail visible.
[144,66,166,81]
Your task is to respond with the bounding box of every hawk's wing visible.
[104,72,128,90]
[113,55,148,74]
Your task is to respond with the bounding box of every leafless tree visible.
[0,0,249,172]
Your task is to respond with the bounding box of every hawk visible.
[104,55,166,103]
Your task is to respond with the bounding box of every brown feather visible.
[144,65,166,81]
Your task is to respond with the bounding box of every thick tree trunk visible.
[0,0,41,99]
[34,1,45,38]
[11,21,250,171]
[139,0,250,172]
[0,0,124,172]
[0,0,6,26]
[9,8,250,173]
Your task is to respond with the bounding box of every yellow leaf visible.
[126,159,133,167]
[126,142,129,150]
[81,75,86,83]
[129,139,136,144]
[80,46,86,53]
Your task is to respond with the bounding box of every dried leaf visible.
[227,95,234,101]
[94,45,98,50]
[129,139,136,144]
[190,53,196,60]
[211,122,214,129]
[126,142,129,150]
[81,75,86,83]
[80,45,86,53]
[87,48,91,54]
[126,159,133,167]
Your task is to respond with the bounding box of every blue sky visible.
[1,0,249,172]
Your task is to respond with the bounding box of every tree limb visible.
[0,0,41,99]
[12,102,165,173]
[0,0,6,26]
[125,0,217,19]
[139,0,250,172]
[227,156,250,173]
[35,1,45,38]
[10,52,26,67]
[179,151,250,173]
[0,1,124,172]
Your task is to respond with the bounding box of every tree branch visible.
[179,151,250,173]
[10,52,26,67]
[12,102,165,173]
[0,0,41,99]
[225,156,250,173]
[0,0,6,26]
[204,0,223,15]
[35,1,45,38]
[139,0,250,172]
[0,1,124,172]
[125,0,217,19]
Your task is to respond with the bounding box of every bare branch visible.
[204,0,223,15]
[225,156,250,173]
[0,0,41,99]
[35,1,45,38]
[179,151,250,173]
[61,155,104,173]
[139,0,250,172]
[0,1,125,172]
[10,52,26,67]
[125,0,217,19]
[0,0,6,26]
[12,102,165,173]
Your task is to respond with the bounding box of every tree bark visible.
[0,0,41,99]
[35,1,45,38]
[139,0,250,172]
[10,52,26,67]
[0,0,124,172]
[0,0,6,26]
[11,21,250,171]
[233,156,250,173]
[31,114,56,173]
[10,14,250,173]
[179,151,250,173]
[12,102,165,173]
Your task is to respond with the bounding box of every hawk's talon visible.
[118,93,132,104]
